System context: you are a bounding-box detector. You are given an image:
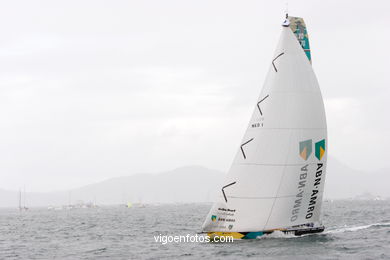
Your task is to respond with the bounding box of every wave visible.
[258,231,297,239]
[253,222,390,239]
[325,222,390,234]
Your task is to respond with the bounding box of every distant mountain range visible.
[324,157,389,199]
[0,157,388,207]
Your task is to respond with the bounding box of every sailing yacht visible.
[18,188,28,211]
[202,15,327,239]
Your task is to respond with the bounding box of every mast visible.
[23,186,26,209]
[18,189,22,211]
[68,191,71,207]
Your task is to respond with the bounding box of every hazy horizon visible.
[1,0,389,192]
[1,158,389,208]
[1,154,389,193]
[0,157,390,207]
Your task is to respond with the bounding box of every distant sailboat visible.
[202,15,327,239]
[134,196,146,208]
[18,188,28,211]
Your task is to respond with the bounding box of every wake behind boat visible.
[202,15,328,239]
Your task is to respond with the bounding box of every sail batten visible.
[223,195,300,199]
[236,162,323,166]
[202,17,327,235]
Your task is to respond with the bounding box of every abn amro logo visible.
[299,139,312,160]
[315,139,326,160]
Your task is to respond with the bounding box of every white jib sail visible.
[202,21,327,233]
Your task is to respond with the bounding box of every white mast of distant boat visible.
[18,186,28,211]
[18,188,22,211]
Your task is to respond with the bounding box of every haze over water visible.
[1,200,389,259]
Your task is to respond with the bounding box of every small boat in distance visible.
[202,14,328,239]
[18,188,28,211]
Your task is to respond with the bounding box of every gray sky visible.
[1,0,389,191]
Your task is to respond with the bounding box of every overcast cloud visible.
[0,0,389,191]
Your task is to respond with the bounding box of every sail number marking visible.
[222,182,236,203]
[240,138,254,159]
[272,52,284,72]
[257,94,269,116]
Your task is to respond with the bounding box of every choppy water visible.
[0,200,389,259]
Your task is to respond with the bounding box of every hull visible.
[207,226,325,240]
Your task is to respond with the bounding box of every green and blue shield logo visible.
[299,139,312,160]
[315,139,326,160]
[211,215,217,222]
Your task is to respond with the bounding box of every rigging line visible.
[285,1,289,19]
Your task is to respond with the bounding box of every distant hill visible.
[325,158,389,199]
[0,166,223,207]
[0,158,388,207]
[70,166,223,205]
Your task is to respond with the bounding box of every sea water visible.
[0,200,389,259]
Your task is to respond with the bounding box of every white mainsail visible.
[202,17,327,235]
